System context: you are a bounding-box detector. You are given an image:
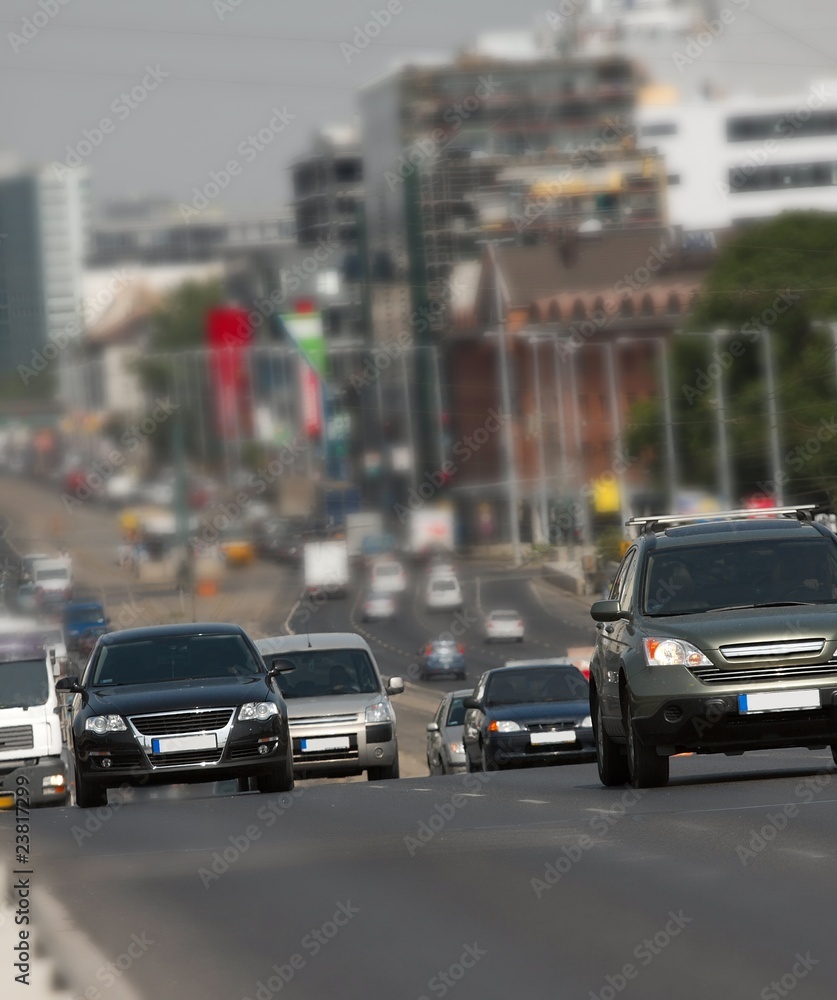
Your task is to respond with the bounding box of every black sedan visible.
[463,662,595,772]
[57,622,294,808]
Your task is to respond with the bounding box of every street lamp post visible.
[484,240,522,567]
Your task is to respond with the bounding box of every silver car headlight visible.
[579,715,592,729]
[365,700,393,724]
[85,715,127,734]
[643,637,712,667]
[488,720,524,733]
[238,702,279,721]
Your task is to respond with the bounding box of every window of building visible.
[641,122,678,137]
[729,160,837,193]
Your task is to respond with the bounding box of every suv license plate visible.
[738,690,820,714]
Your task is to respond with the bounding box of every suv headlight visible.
[85,715,126,734]
[643,637,712,668]
[365,700,393,724]
[238,702,279,721]
[487,720,524,733]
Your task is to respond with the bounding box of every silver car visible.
[255,632,403,780]
[426,689,471,775]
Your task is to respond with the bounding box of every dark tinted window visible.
[485,667,588,706]
[446,697,467,727]
[644,538,837,615]
[92,635,262,685]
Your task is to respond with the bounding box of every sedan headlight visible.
[643,637,712,668]
[487,720,524,733]
[85,715,126,734]
[366,700,393,724]
[238,702,279,721]
[448,742,464,754]
[579,715,593,729]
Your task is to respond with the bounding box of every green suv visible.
[590,506,837,788]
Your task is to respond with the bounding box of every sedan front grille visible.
[690,663,837,685]
[0,725,33,750]
[148,748,223,768]
[130,709,234,736]
[529,721,576,732]
[290,714,359,727]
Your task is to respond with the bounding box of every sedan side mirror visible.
[463,696,481,710]
[55,676,83,693]
[386,676,405,696]
[426,721,440,733]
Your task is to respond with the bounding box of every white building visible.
[637,81,837,230]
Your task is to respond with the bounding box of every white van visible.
[0,618,68,807]
[32,557,73,609]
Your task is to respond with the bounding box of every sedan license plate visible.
[530,730,577,746]
[738,690,821,714]
[151,734,217,754]
[301,736,350,753]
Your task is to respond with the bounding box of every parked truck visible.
[0,618,68,808]
[303,540,350,598]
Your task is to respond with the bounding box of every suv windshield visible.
[643,537,837,615]
[268,649,380,698]
[91,635,263,685]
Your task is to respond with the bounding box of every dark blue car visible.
[63,602,107,651]
[419,639,466,681]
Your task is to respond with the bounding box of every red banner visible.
[207,307,252,441]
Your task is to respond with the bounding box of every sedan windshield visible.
[90,635,263,685]
[486,667,588,706]
[644,538,837,616]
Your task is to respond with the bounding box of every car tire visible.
[466,749,479,773]
[480,743,498,772]
[368,754,400,780]
[594,693,630,787]
[256,751,295,794]
[74,764,107,809]
[625,700,669,788]
[831,744,837,767]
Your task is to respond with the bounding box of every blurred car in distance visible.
[425,574,463,612]
[63,601,108,651]
[484,609,525,643]
[426,689,471,775]
[361,591,396,622]
[370,558,407,594]
[463,662,594,772]
[419,638,466,681]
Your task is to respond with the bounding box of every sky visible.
[1,0,837,216]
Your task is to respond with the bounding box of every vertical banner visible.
[281,307,325,440]
[207,307,252,440]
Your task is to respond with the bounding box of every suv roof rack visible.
[627,505,821,536]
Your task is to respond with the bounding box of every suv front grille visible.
[130,709,234,736]
[290,714,359,727]
[719,639,825,660]
[690,663,837,685]
[529,721,576,732]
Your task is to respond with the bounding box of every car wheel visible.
[256,750,295,794]
[368,754,400,780]
[594,693,629,787]
[465,749,479,773]
[480,743,498,773]
[831,745,837,767]
[625,700,669,789]
[74,763,107,809]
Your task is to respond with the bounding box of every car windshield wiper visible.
[703,601,818,613]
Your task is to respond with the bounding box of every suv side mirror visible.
[591,599,626,623]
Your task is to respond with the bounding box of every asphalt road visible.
[3,475,837,998]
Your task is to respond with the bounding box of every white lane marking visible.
[283,591,304,635]
[458,792,485,798]
[519,798,549,804]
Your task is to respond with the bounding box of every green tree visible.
[627,212,837,506]
[133,279,225,464]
